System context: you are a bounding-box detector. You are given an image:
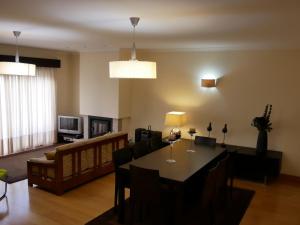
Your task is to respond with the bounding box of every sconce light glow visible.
[201,74,217,80]
[197,67,223,91]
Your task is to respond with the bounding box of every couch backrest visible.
[55,132,128,180]
[55,132,127,152]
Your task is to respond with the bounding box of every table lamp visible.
[164,111,186,141]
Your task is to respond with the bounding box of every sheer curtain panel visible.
[0,67,56,156]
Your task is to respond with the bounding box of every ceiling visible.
[1,0,300,52]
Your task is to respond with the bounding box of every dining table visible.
[117,139,227,224]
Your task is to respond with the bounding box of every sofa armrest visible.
[27,157,57,187]
[28,157,55,165]
[27,157,55,167]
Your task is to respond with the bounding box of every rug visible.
[0,145,57,183]
[86,187,255,225]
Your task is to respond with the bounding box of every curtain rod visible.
[0,55,61,68]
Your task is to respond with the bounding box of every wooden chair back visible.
[112,147,133,210]
[132,141,150,159]
[130,165,160,205]
[113,146,133,170]
[216,154,230,192]
[129,165,161,225]
[200,164,219,209]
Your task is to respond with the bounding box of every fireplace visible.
[88,116,113,138]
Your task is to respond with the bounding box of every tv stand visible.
[57,132,84,143]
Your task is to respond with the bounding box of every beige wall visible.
[79,51,131,119]
[127,49,300,177]
[71,52,80,115]
[0,44,79,115]
[79,51,119,118]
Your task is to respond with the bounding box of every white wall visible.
[79,51,131,136]
[79,51,120,118]
[126,49,300,177]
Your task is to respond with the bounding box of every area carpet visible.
[0,145,57,183]
[86,187,255,225]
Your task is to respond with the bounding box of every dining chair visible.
[215,154,230,205]
[149,131,169,152]
[185,164,219,225]
[217,152,237,200]
[194,136,217,147]
[112,147,133,211]
[228,150,237,198]
[0,168,8,201]
[211,154,237,225]
[149,133,164,152]
[132,140,150,159]
[200,164,219,225]
[129,165,166,225]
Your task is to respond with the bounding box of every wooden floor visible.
[0,174,300,225]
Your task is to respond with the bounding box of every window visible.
[0,67,56,156]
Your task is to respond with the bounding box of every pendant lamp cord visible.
[129,17,139,61]
[131,23,136,60]
[13,31,21,63]
[15,34,19,62]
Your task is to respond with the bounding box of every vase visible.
[256,130,268,155]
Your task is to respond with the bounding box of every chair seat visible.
[0,169,7,179]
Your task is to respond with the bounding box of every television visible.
[58,115,82,135]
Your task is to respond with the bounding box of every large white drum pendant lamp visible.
[109,17,157,79]
[0,31,36,76]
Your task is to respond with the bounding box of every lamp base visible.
[166,159,176,163]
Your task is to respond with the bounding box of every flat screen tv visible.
[58,115,82,135]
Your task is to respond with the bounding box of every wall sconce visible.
[201,79,216,87]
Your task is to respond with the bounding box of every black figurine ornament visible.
[252,104,273,155]
[207,122,212,137]
[221,124,228,147]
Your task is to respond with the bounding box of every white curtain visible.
[0,67,57,156]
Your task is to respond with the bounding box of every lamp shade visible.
[164,111,186,127]
[0,62,36,76]
[109,60,156,79]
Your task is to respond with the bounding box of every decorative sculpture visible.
[221,124,228,147]
[252,104,273,155]
[207,122,212,137]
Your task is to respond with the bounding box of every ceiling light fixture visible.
[0,31,36,76]
[109,17,157,79]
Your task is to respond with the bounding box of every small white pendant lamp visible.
[109,17,157,79]
[0,31,36,76]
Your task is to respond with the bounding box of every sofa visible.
[27,132,128,195]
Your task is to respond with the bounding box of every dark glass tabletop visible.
[120,139,226,183]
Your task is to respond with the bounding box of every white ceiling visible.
[1,0,300,52]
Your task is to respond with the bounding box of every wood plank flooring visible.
[0,174,299,225]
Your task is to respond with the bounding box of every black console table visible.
[226,145,282,184]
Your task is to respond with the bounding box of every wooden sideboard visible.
[226,144,282,184]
